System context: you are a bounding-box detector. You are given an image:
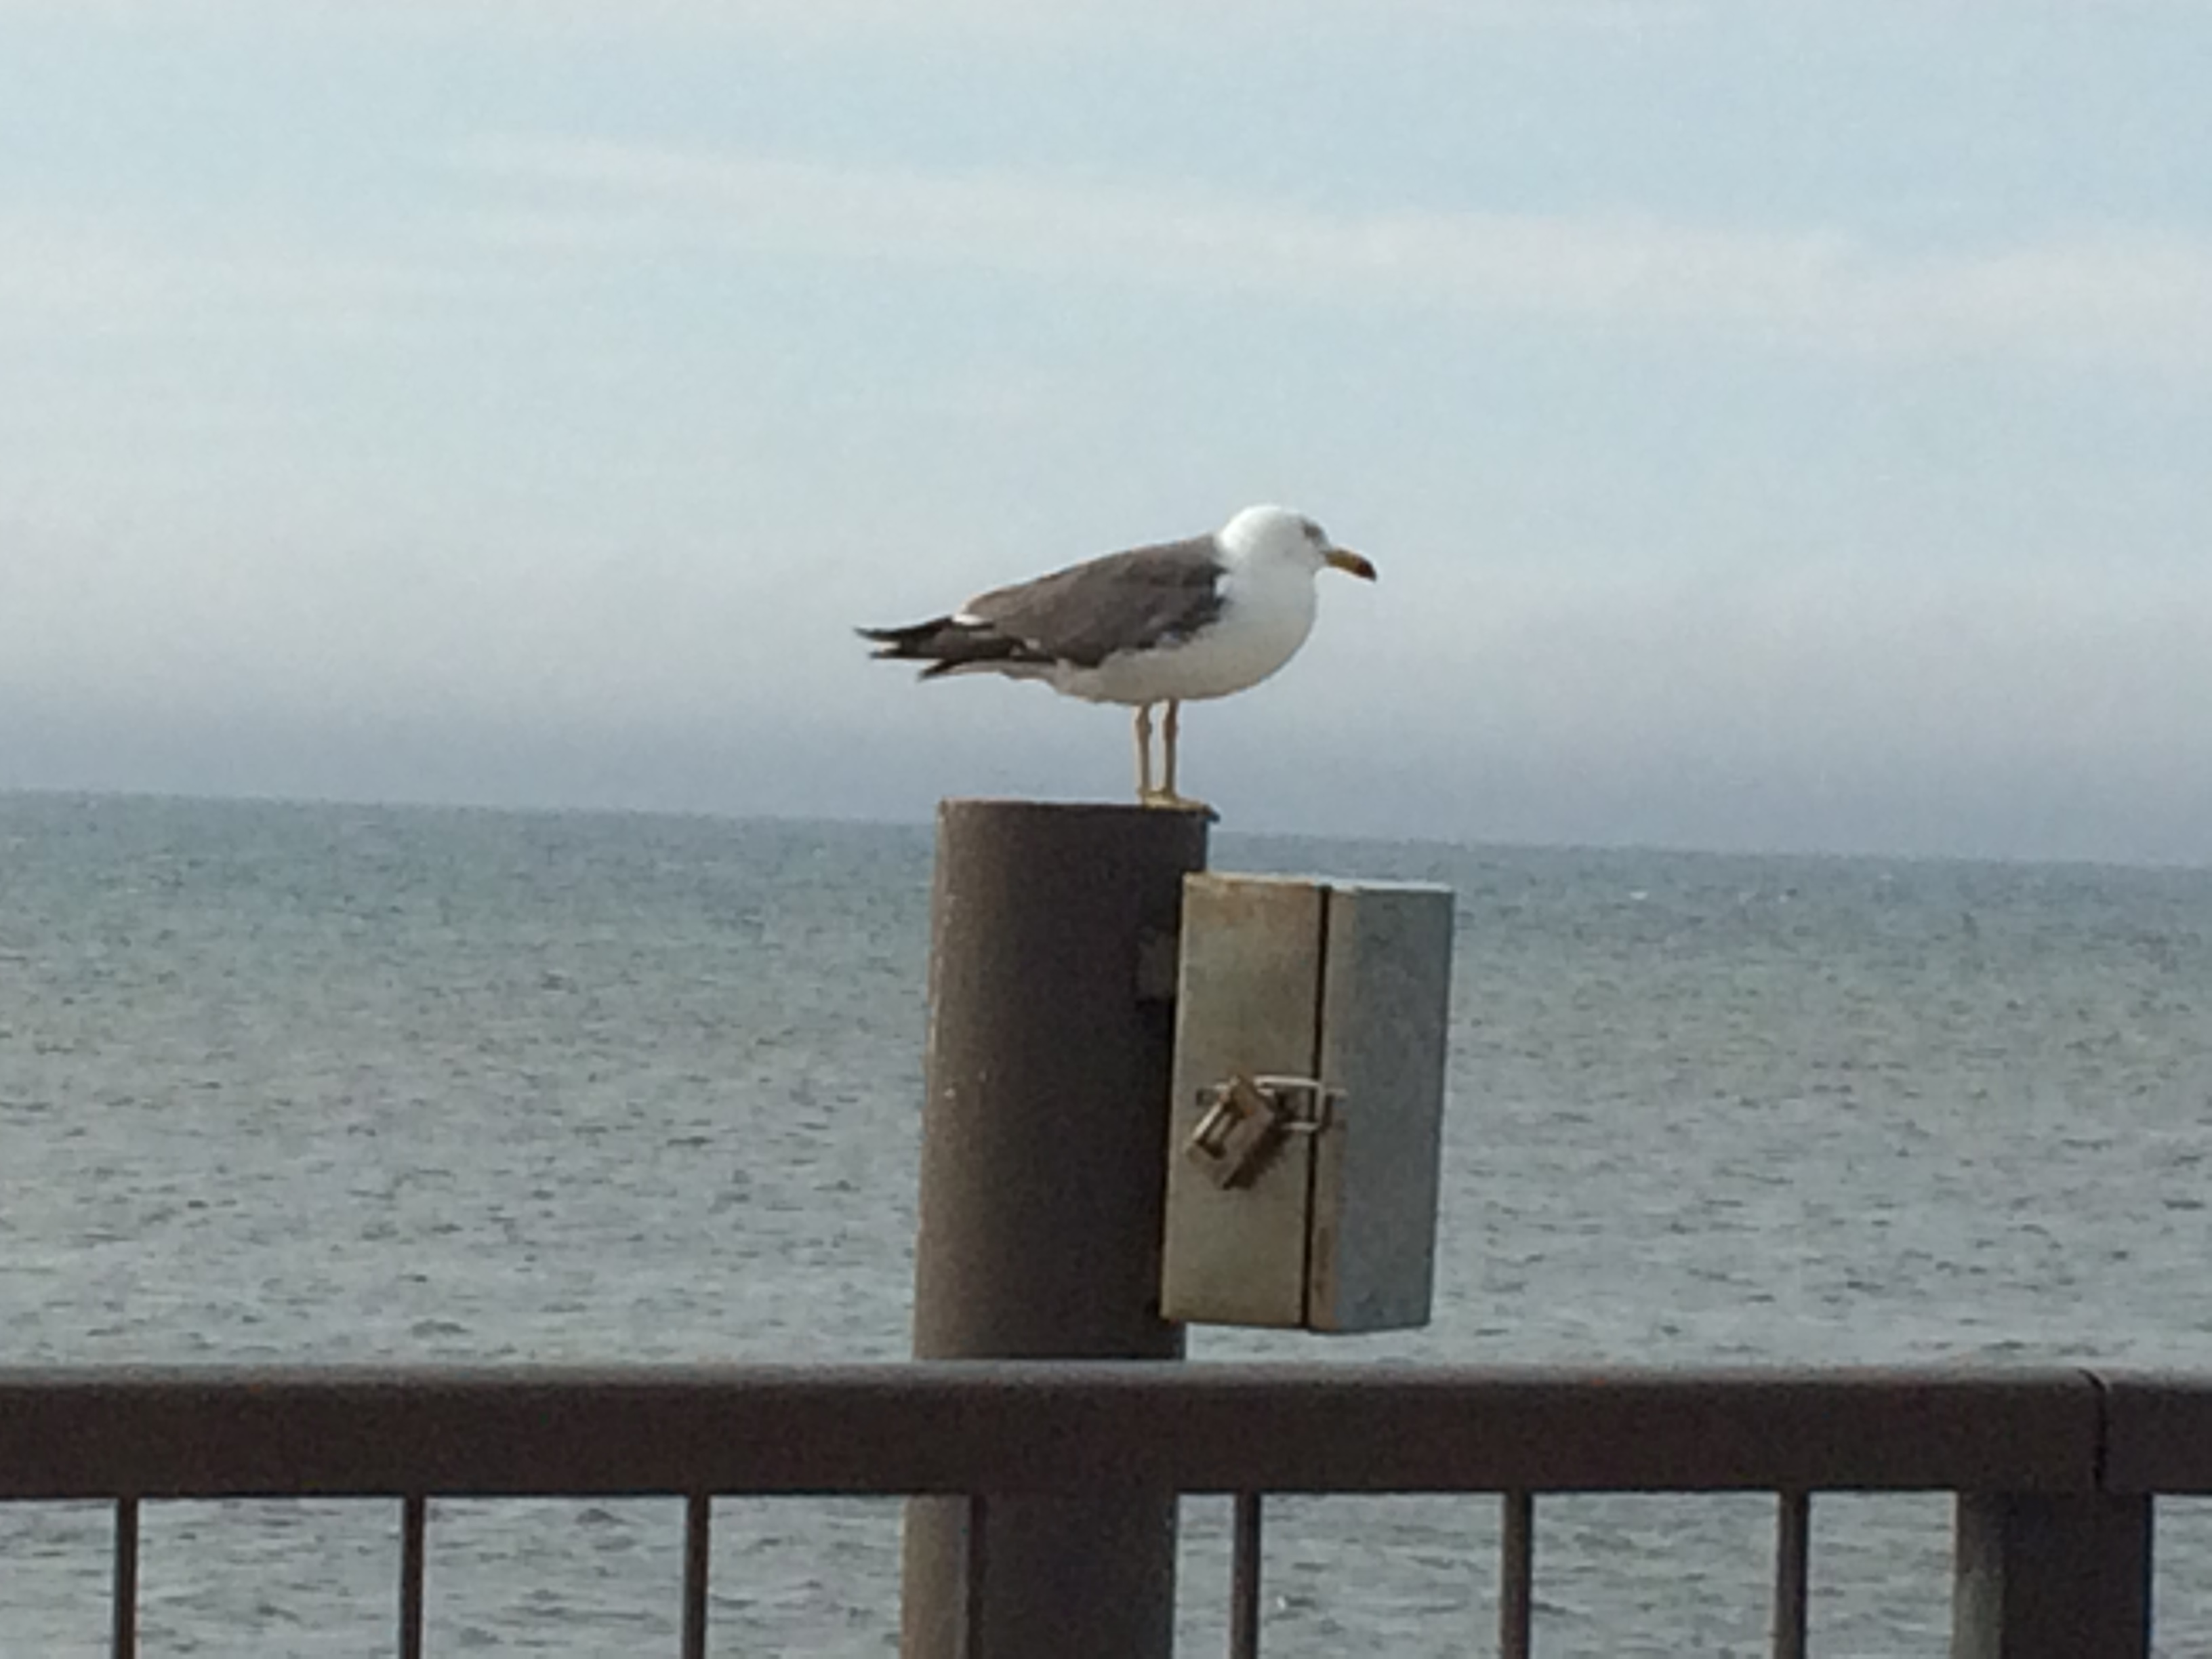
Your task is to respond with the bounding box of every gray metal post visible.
[899,799,1208,1659]
[1951,1492,2151,1659]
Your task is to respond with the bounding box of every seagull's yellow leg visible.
[1139,699,1212,814]
[1132,704,1155,802]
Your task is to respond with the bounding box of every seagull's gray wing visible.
[964,537,1226,669]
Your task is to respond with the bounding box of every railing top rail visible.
[7,1361,2185,1501]
[2101,1372,2212,1493]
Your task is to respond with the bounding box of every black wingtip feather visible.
[861,613,1060,680]
[857,618,956,662]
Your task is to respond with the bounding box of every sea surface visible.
[4,791,2211,1656]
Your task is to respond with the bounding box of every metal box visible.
[1160,873,1454,1332]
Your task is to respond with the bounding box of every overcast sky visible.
[3,1,2208,862]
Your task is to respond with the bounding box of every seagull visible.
[859,504,1376,811]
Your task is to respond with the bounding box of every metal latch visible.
[1184,1073,1341,1190]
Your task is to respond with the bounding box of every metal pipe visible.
[1772,1490,1808,1659]
[0,1364,2106,1499]
[399,1494,426,1659]
[898,800,1207,1659]
[963,1494,989,1659]
[1498,1490,1533,1659]
[1229,1492,1263,1659]
[110,1496,138,1659]
[1952,1491,2150,1658]
[682,1494,710,1659]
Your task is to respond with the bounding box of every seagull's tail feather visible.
[857,617,1052,680]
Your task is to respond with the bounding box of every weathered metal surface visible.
[111,1498,138,1659]
[1499,1491,1534,1659]
[1161,874,1454,1332]
[1162,875,1325,1326]
[909,799,1205,1363]
[399,1494,425,1659]
[1229,1493,1263,1659]
[682,1494,710,1659]
[2099,1372,2212,1494]
[1951,1492,2151,1659]
[901,800,1205,1659]
[1773,1491,1809,1659]
[0,1364,2106,1499]
[0,1366,2172,1658]
[1309,880,1454,1331]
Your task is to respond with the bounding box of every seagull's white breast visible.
[1048,558,1319,705]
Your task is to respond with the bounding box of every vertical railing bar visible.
[110,1496,139,1659]
[1229,1492,1264,1659]
[1498,1490,1533,1659]
[1772,1490,1809,1659]
[682,1493,712,1659]
[963,1493,989,1659]
[399,1494,426,1659]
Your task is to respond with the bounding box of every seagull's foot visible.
[1138,787,1218,819]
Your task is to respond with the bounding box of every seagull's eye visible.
[1300,519,1325,545]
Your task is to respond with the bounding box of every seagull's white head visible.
[1217,504,1378,583]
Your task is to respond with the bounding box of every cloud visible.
[460,138,2212,369]
[1460,558,2212,764]
[0,0,1699,44]
[0,217,475,336]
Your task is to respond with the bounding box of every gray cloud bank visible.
[6,550,2207,866]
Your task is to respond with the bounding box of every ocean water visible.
[3,791,2211,1655]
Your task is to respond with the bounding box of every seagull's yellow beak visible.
[1326,548,1378,581]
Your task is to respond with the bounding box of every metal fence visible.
[3,1361,2202,1657]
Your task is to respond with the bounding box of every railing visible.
[3,1362,2203,1657]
